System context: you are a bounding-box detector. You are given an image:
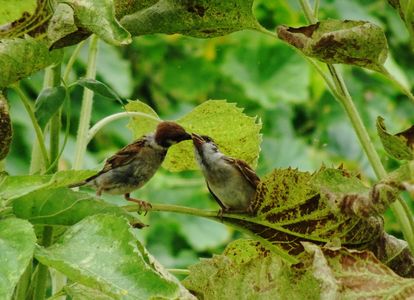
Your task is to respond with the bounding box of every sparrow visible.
[69,121,191,210]
[192,133,260,214]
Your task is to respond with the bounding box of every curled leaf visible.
[377,116,414,160]
[60,0,131,45]
[303,242,414,296]
[0,91,12,160]
[277,20,388,71]
[120,0,261,38]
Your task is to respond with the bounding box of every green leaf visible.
[76,78,123,103]
[0,37,63,88]
[171,100,262,171]
[277,20,388,71]
[0,218,36,300]
[35,214,181,299]
[60,0,131,45]
[120,0,261,38]
[377,116,414,160]
[0,170,95,202]
[0,91,12,160]
[183,239,320,299]
[13,188,133,226]
[34,86,67,128]
[127,100,262,172]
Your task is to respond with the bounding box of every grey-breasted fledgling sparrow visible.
[192,133,260,214]
[70,121,191,209]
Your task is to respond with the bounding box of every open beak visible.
[191,133,206,150]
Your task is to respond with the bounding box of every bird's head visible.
[191,133,221,164]
[154,121,191,148]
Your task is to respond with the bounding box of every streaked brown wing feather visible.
[101,139,146,172]
[83,139,147,183]
[224,157,260,188]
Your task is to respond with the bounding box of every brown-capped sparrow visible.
[192,133,260,214]
[70,121,191,210]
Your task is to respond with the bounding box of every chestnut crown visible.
[155,121,191,147]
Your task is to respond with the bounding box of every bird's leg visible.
[124,193,152,215]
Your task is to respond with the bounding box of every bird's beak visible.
[191,133,205,150]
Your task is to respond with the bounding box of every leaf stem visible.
[15,263,32,300]
[48,64,62,174]
[123,203,299,264]
[87,112,161,143]
[13,85,50,167]
[33,226,53,300]
[73,35,99,170]
[63,40,86,84]
[167,269,190,276]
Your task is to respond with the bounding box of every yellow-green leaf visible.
[126,100,262,172]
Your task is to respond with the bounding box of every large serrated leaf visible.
[13,188,133,226]
[0,37,63,88]
[277,19,388,71]
[377,116,414,160]
[60,0,131,45]
[35,214,180,299]
[215,168,390,264]
[0,170,95,202]
[183,239,320,299]
[127,100,262,172]
[120,0,261,38]
[184,238,414,299]
[0,218,36,300]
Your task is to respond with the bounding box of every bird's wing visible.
[206,181,227,210]
[225,157,260,188]
[83,139,147,183]
[101,139,146,172]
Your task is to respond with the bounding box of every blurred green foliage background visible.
[5,0,414,269]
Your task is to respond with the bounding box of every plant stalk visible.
[63,40,86,84]
[13,85,50,168]
[48,64,62,174]
[87,112,161,143]
[73,35,99,170]
[33,226,53,300]
[33,63,62,300]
